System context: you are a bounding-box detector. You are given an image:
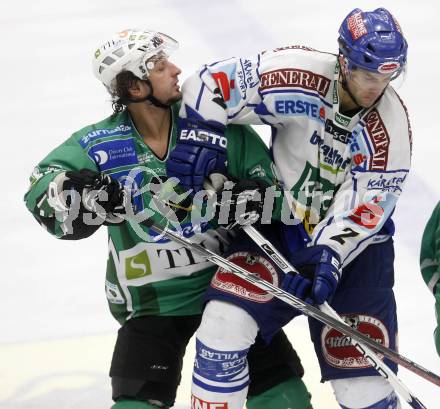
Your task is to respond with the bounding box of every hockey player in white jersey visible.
[166,7,411,409]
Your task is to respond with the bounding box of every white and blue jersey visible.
[183,46,411,381]
[181,46,412,266]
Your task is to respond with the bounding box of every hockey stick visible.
[134,216,440,395]
[139,183,439,397]
[240,224,426,409]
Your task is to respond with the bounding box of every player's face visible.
[346,68,393,108]
[147,55,182,104]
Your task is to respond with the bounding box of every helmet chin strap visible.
[339,70,362,109]
[144,78,170,109]
[122,78,170,109]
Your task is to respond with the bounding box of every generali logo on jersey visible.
[191,395,228,409]
[364,109,390,171]
[260,68,331,97]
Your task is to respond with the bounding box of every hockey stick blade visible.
[138,218,440,391]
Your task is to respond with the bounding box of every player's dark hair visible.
[111,71,140,115]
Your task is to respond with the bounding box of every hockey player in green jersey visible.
[24,29,312,409]
[420,201,440,357]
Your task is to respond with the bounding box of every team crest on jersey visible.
[211,252,278,303]
[321,314,389,369]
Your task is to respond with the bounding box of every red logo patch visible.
[347,11,368,40]
[211,252,278,303]
[353,153,366,165]
[349,197,384,229]
[321,314,389,369]
[378,62,400,74]
[192,395,229,409]
[212,71,234,102]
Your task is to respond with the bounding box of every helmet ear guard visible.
[337,8,407,77]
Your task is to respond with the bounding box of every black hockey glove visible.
[215,178,270,229]
[49,169,127,223]
[66,169,125,211]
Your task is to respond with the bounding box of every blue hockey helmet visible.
[338,8,408,76]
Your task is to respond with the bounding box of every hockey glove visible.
[215,178,270,229]
[166,118,227,194]
[48,169,127,224]
[282,245,341,305]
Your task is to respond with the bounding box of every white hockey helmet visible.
[92,29,179,92]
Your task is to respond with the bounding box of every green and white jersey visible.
[24,103,279,324]
[420,202,440,295]
[421,202,440,356]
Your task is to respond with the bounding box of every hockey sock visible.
[331,376,400,409]
[191,300,259,409]
[339,392,400,409]
[246,377,313,409]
